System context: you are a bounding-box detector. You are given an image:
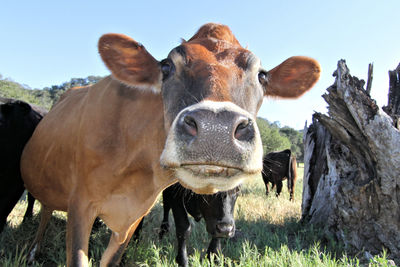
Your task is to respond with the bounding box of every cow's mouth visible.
[211,227,236,238]
[169,163,257,194]
[180,164,242,178]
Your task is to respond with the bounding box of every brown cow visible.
[262,149,297,201]
[21,23,320,266]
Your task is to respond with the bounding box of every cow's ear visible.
[98,33,162,93]
[264,56,321,98]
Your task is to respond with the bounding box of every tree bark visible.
[383,63,400,128]
[302,60,400,262]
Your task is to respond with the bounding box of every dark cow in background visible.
[262,149,297,201]
[133,183,239,267]
[0,98,46,232]
[158,183,239,267]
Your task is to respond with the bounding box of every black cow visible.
[158,183,239,267]
[0,99,45,232]
[262,149,297,201]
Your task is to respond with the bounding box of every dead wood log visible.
[302,60,400,262]
[383,63,400,128]
[366,63,373,96]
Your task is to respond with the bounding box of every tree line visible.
[0,74,103,110]
[257,118,304,161]
[0,74,304,161]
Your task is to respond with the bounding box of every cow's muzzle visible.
[214,220,235,238]
[178,108,255,144]
[160,101,263,194]
[175,107,256,167]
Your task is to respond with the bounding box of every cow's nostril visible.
[183,115,198,137]
[234,117,254,141]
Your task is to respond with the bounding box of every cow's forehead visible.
[188,23,240,43]
[170,39,259,71]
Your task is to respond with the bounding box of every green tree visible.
[279,126,304,161]
[0,75,104,110]
[0,78,52,109]
[256,117,291,155]
[43,75,104,105]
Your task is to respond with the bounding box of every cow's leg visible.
[288,178,294,201]
[172,199,191,267]
[288,160,296,201]
[276,180,283,197]
[0,182,24,232]
[262,175,270,196]
[159,190,171,240]
[289,189,294,201]
[66,200,97,267]
[22,192,35,221]
[271,181,276,191]
[27,204,53,263]
[100,218,142,267]
[132,217,144,241]
[206,237,222,257]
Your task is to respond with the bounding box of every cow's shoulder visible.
[53,84,91,109]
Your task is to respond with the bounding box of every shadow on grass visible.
[0,212,114,267]
[124,199,349,266]
[0,202,173,266]
[222,216,345,263]
[1,213,66,266]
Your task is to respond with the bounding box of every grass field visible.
[0,165,392,266]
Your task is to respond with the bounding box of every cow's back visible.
[263,149,291,177]
[21,76,168,212]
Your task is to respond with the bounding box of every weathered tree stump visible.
[383,63,400,128]
[302,60,400,263]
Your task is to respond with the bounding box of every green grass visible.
[0,166,393,266]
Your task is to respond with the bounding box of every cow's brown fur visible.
[22,79,175,266]
[21,23,320,266]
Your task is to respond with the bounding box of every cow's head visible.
[98,23,320,194]
[199,186,239,238]
[0,101,41,136]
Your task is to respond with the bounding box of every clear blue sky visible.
[1,1,399,129]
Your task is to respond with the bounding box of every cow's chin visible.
[175,166,254,194]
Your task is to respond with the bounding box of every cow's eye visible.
[258,71,268,85]
[161,60,175,80]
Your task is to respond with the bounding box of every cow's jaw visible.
[174,167,258,194]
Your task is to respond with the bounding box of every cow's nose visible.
[215,221,235,237]
[178,109,256,143]
[181,113,198,137]
[233,115,254,142]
